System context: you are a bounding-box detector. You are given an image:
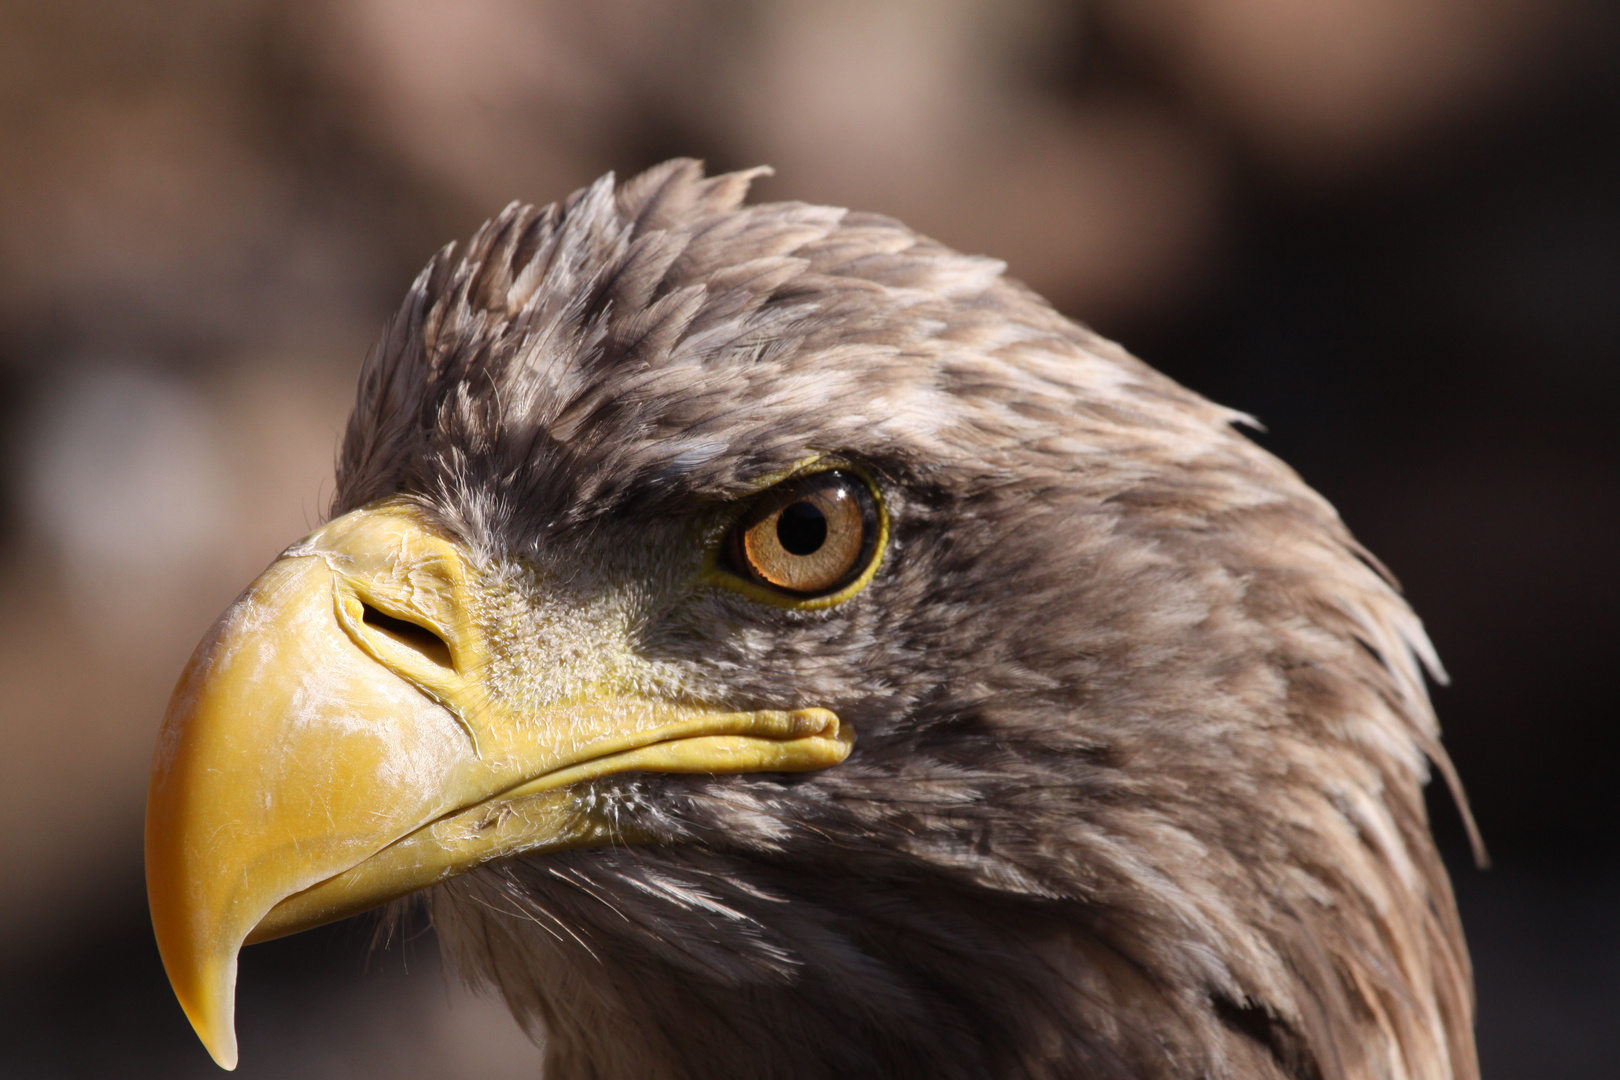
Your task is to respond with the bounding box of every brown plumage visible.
[336,159,1477,1080]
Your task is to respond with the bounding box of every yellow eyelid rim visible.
[699,456,890,611]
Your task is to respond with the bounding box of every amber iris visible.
[727,470,879,596]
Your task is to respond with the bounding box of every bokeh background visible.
[0,1,1615,1076]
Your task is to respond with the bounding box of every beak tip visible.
[161,940,242,1072]
[206,1041,240,1072]
[190,999,240,1071]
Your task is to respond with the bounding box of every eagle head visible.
[146,160,1476,1080]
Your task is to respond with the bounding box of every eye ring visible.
[717,469,885,604]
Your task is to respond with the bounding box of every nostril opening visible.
[361,603,453,670]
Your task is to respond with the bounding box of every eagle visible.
[145,160,1479,1080]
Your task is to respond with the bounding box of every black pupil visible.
[776,500,828,555]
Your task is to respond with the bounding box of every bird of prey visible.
[146,160,1479,1080]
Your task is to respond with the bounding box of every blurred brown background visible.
[1,1,1615,1076]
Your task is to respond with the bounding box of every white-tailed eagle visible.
[146,160,1478,1080]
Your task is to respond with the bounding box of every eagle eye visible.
[722,469,883,601]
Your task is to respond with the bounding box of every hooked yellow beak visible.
[145,505,852,1069]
